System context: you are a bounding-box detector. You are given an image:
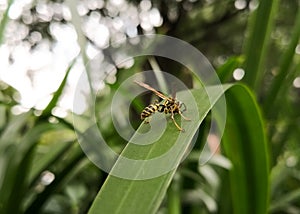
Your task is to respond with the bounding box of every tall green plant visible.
[243,0,279,91]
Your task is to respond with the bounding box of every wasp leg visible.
[179,111,191,121]
[170,112,184,132]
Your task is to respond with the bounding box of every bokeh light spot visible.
[233,68,245,81]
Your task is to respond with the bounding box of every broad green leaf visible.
[88,85,226,214]
[88,84,269,214]
[222,84,269,214]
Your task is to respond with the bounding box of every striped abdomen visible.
[141,103,164,120]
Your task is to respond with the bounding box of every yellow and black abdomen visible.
[141,102,167,120]
[141,104,158,120]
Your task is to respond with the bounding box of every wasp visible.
[135,80,190,132]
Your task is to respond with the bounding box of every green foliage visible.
[217,56,244,82]
[0,65,99,214]
[87,86,221,213]
[0,0,14,45]
[40,59,76,119]
[263,6,300,117]
[242,0,279,90]
[88,85,269,214]
[222,85,269,214]
[1,0,300,213]
[0,112,72,213]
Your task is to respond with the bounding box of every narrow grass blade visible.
[167,176,181,214]
[269,188,300,212]
[242,0,279,90]
[41,59,76,118]
[148,57,168,93]
[28,138,75,186]
[24,145,86,214]
[0,0,14,44]
[66,0,94,98]
[263,6,300,116]
[0,121,61,214]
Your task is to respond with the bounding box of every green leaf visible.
[217,56,244,82]
[242,0,279,90]
[87,84,269,214]
[222,84,269,214]
[87,85,225,214]
[40,59,76,118]
[0,118,61,214]
[0,112,30,145]
[0,0,14,45]
[28,137,75,186]
[269,188,300,212]
[167,174,181,214]
[24,145,86,214]
[263,6,300,116]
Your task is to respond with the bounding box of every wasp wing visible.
[171,82,177,99]
[134,80,171,101]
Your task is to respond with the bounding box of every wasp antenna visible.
[134,80,142,85]
[134,80,150,89]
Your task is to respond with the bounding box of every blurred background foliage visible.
[1,0,300,213]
